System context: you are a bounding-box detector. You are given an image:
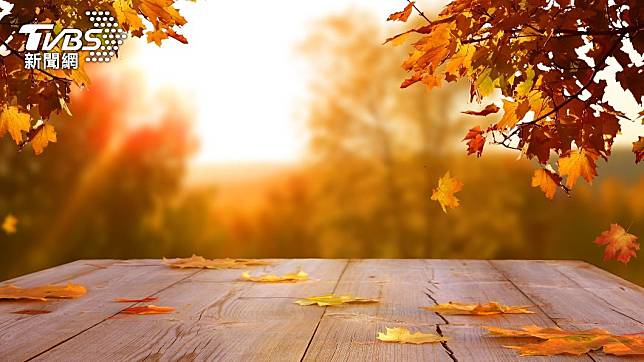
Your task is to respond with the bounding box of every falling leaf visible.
[558,149,599,189]
[163,255,270,269]
[12,309,51,315]
[387,2,414,22]
[241,271,308,283]
[531,168,562,200]
[295,294,379,306]
[593,223,640,264]
[31,123,57,155]
[120,305,174,315]
[113,297,158,303]
[421,301,534,315]
[2,214,17,234]
[0,106,31,144]
[0,283,86,301]
[483,325,644,356]
[431,171,463,213]
[462,126,486,157]
[377,327,448,344]
[461,103,500,116]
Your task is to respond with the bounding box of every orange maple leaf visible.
[387,2,414,22]
[120,305,174,315]
[431,171,463,213]
[462,126,486,157]
[531,168,562,200]
[0,283,86,301]
[558,149,599,189]
[593,223,640,264]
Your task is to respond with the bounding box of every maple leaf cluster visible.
[0,0,188,154]
[388,0,643,199]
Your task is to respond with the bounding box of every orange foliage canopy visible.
[387,0,643,198]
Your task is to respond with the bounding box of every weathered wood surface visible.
[0,259,641,361]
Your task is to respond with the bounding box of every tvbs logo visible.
[17,10,127,70]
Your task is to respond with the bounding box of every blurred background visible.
[0,1,642,285]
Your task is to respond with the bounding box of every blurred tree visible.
[0,70,196,278]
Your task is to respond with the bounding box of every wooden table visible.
[0,259,642,361]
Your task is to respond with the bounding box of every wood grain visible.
[0,259,641,362]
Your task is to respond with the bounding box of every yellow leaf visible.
[295,294,379,306]
[2,214,17,234]
[421,301,534,315]
[163,255,270,269]
[431,171,463,213]
[531,168,562,200]
[31,124,57,155]
[0,106,31,144]
[558,149,599,189]
[377,327,448,344]
[112,0,145,34]
[482,325,643,357]
[444,44,474,81]
[0,283,86,301]
[497,99,519,128]
[241,270,308,283]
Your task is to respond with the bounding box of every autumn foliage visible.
[0,0,188,153]
[387,0,643,199]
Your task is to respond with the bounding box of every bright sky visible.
[118,0,421,164]
[118,0,642,164]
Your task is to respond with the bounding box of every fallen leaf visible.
[462,103,500,116]
[163,255,270,269]
[2,214,17,234]
[387,2,414,22]
[483,325,612,339]
[120,305,174,315]
[421,301,534,315]
[377,327,448,344]
[113,297,158,303]
[483,325,644,356]
[241,270,308,283]
[12,309,51,315]
[295,294,379,306]
[531,168,562,200]
[0,283,86,301]
[593,223,640,264]
[431,171,463,213]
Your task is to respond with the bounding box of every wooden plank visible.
[0,260,116,332]
[492,260,643,327]
[440,325,593,362]
[0,261,200,361]
[302,259,451,361]
[32,259,348,362]
[427,260,575,361]
[492,260,644,362]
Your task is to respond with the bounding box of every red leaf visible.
[593,224,640,264]
[462,126,486,157]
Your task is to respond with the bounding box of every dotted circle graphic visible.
[83,10,128,63]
